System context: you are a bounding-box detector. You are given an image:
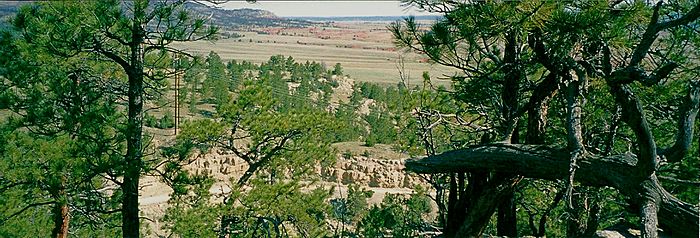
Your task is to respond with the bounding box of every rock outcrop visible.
[181,145,423,189]
[321,155,423,188]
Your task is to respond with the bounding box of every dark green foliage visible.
[364,107,397,146]
[358,82,386,101]
[0,27,123,236]
[330,185,374,225]
[393,0,700,237]
[226,59,253,91]
[334,103,364,142]
[345,76,471,155]
[144,111,175,129]
[1,0,697,236]
[159,110,175,129]
[163,74,340,237]
[162,172,220,237]
[204,51,230,105]
[181,56,205,114]
[3,0,220,236]
[358,188,433,238]
[144,113,158,128]
[333,62,344,76]
[225,180,333,238]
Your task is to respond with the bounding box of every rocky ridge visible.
[182,144,424,190]
[322,155,423,188]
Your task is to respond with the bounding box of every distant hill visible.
[0,1,26,30]
[0,2,443,32]
[0,2,439,30]
[183,2,313,29]
[287,15,443,22]
[0,2,23,28]
[0,2,314,31]
[0,2,22,16]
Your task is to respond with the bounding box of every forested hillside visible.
[0,1,698,238]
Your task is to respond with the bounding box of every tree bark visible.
[640,183,661,238]
[122,2,146,236]
[583,188,602,237]
[659,80,699,162]
[566,190,601,238]
[525,74,557,236]
[122,68,144,238]
[525,73,557,145]
[497,192,517,237]
[50,176,69,238]
[494,28,522,237]
[444,173,461,237]
[536,189,564,237]
[51,202,70,238]
[566,192,586,238]
[457,176,522,237]
[496,130,519,237]
[607,84,658,176]
[405,144,699,237]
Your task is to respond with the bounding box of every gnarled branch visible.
[405,144,699,237]
[659,80,700,162]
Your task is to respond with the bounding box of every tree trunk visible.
[497,192,517,237]
[537,189,564,237]
[583,194,602,237]
[237,164,258,186]
[432,174,448,228]
[639,178,662,238]
[456,176,522,237]
[494,28,522,237]
[525,78,557,236]
[51,176,69,238]
[123,69,144,238]
[52,202,70,238]
[640,198,659,238]
[444,174,461,237]
[525,71,558,144]
[497,129,519,237]
[566,192,587,237]
[123,3,146,236]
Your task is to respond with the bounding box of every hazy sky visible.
[216,1,438,17]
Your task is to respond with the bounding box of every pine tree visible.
[0,33,122,236]
[204,51,229,105]
[165,78,339,237]
[8,1,218,236]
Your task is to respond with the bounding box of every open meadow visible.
[175,21,458,86]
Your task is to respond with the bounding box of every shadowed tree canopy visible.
[395,0,700,237]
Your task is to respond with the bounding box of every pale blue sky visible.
[215,1,438,17]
